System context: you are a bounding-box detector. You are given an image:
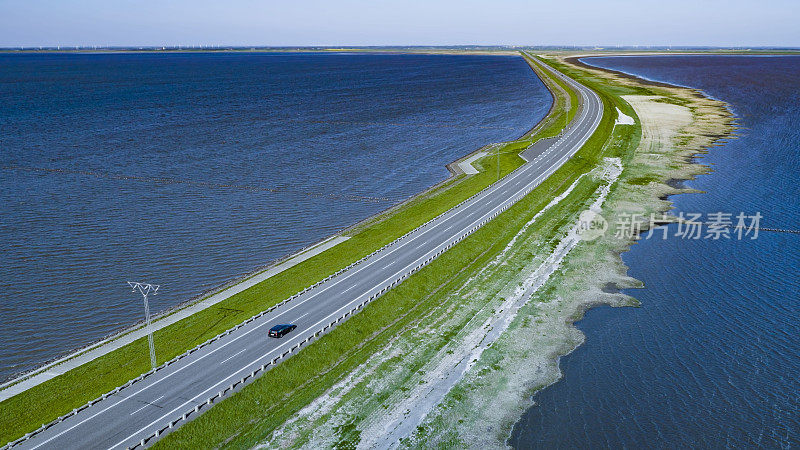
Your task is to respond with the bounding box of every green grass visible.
[155,54,646,448]
[0,53,578,446]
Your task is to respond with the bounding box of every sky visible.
[1,0,798,48]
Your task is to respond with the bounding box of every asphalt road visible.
[14,56,603,450]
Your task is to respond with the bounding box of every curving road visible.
[12,55,603,450]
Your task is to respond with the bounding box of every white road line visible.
[129,396,164,416]
[219,349,247,365]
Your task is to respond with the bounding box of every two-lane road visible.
[13,55,604,450]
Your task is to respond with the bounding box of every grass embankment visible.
[0,54,574,445]
[154,54,638,448]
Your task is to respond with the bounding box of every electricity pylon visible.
[127,281,159,369]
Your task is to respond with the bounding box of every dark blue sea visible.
[0,52,551,380]
[511,55,800,448]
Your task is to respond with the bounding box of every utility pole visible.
[127,281,159,369]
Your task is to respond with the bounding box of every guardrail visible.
[1,55,596,450]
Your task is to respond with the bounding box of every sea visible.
[510,55,800,448]
[0,52,551,381]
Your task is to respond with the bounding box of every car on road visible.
[268,324,297,338]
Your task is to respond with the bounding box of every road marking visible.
[129,396,164,416]
[220,349,247,365]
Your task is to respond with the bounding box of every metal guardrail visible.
[2,55,596,450]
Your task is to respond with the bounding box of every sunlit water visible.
[0,52,551,380]
[510,55,800,448]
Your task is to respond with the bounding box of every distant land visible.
[2,45,800,54]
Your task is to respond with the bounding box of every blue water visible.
[0,52,551,380]
[510,55,800,448]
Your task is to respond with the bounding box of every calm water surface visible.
[511,55,799,448]
[0,52,551,380]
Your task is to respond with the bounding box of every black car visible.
[268,324,297,338]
